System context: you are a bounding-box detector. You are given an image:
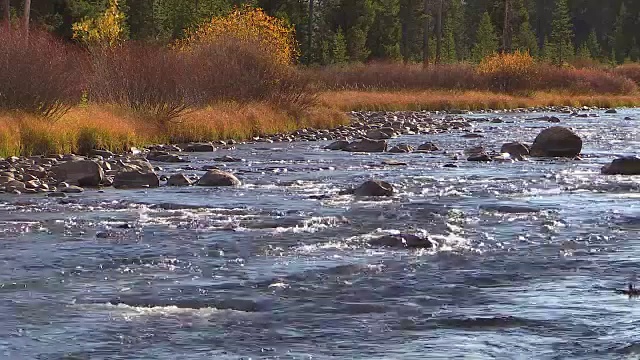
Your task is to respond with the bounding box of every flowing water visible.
[1,109,640,359]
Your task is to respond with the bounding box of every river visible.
[1,109,639,359]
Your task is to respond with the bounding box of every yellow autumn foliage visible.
[72,0,127,47]
[180,5,299,65]
[477,51,537,93]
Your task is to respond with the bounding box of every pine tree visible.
[612,2,628,64]
[441,12,456,63]
[331,27,349,64]
[548,0,574,65]
[471,11,498,62]
[367,0,402,60]
[630,37,640,62]
[586,30,601,59]
[576,42,590,60]
[449,0,467,60]
[512,0,538,57]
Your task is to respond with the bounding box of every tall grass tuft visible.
[0,28,85,119]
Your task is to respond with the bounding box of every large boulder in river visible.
[197,169,241,186]
[113,170,160,189]
[344,139,387,153]
[501,142,530,159]
[601,156,640,175]
[53,160,104,187]
[530,126,582,157]
[353,180,394,197]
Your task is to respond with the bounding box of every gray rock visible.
[353,180,394,197]
[417,142,440,152]
[344,139,387,153]
[388,144,414,153]
[368,234,434,249]
[197,170,241,187]
[605,109,617,114]
[500,142,530,159]
[167,173,193,186]
[52,160,104,187]
[59,185,85,193]
[601,156,640,175]
[467,153,493,162]
[213,155,243,163]
[113,170,160,189]
[184,143,216,152]
[462,133,484,138]
[92,149,115,158]
[147,151,187,163]
[530,126,582,157]
[366,128,396,140]
[324,140,351,151]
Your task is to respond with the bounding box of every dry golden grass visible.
[0,103,348,157]
[320,90,640,111]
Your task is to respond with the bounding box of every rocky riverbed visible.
[1,107,640,359]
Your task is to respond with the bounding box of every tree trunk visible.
[435,0,442,64]
[503,0,512,52]
[2,0,9,29]
[422,0,429,67]
[307,0,314,64]
[24,0,31,37]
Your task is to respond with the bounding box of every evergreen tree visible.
[612,2,628,64]
[471,11,498,62]
[331,27,349,64]
[332,0,375,62]
[512,0,538,57]
[576,42,590,60]
[585,30,602,59]
[630,37,640,62]
[441,12,456,63]
[399,0,423,62]
[367,0,402,60]
[449,0,467,60]
[548,0,574,64]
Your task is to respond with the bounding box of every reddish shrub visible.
[536,64,638,94]
[88,44,195,123]
[0,28,85,119]
[613,64,640,85]
[186,36,316,110]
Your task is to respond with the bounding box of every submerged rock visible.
[368,234,434,249]
[416,142,440,152]
[605,109,617,114]
[353,180,394,197]
[325,140,350,151]
[52,160,104,187]
[530,126,582,157]
[197,169,241,186]
[344,139,387,153]
[147,151,187,163]
[601,156,640,175]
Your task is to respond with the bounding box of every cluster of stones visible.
[0,150,241,196]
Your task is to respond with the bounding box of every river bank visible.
[2,91,640,159]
